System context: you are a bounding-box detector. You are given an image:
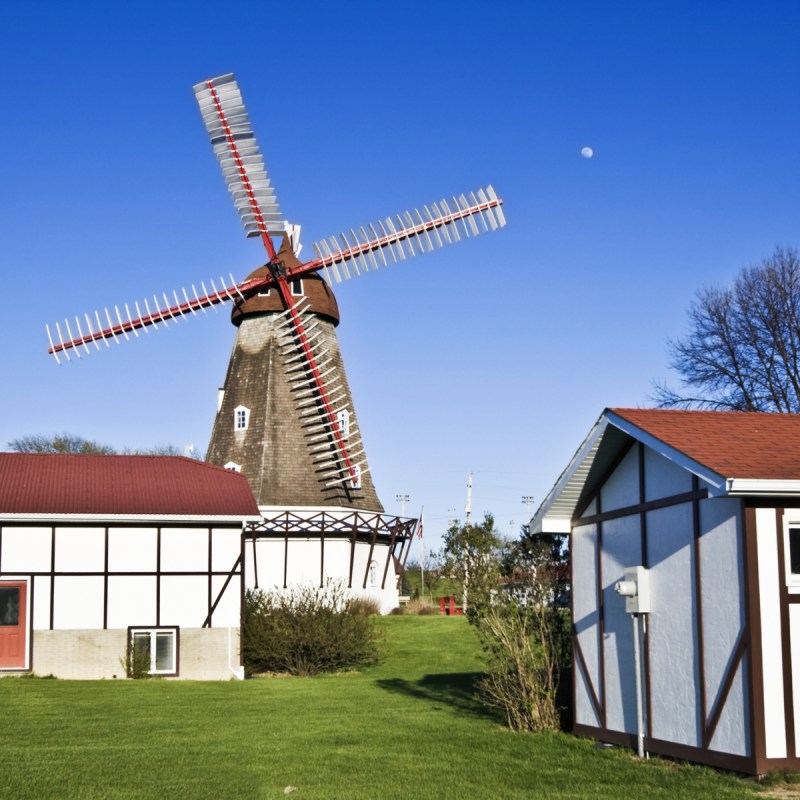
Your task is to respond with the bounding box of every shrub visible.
[346,596,381,617]
[242,582,381,677]
[475,588,569,732]
[405,597,435,615]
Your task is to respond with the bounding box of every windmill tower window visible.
[350,464,362,490]
[368,560,378,587]
[291,279,303,296]
[234,406,250,431]
[336,409,350,439]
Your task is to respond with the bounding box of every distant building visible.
[532,408,800,775]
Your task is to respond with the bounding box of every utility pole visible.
[465,472,473,526]
[521,495,535,516]
[396,494,409,518]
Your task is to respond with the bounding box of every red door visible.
[0,582,27,669]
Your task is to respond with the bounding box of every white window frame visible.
[234,405,250,431]
[291,279,303,296]
[784,517,800,589]
[368,560,379,588]
[350,464,362,490]
[336,409,350,439]
[128,627,178,676]
[224,461,242,472]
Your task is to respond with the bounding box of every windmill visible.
[46,73,505,611]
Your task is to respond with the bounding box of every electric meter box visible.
[616,566,650,614]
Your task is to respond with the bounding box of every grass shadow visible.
[376,672,498,722]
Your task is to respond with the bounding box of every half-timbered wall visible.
[571,442,751,771]
[0,522,244,680]
[245,537,399,614]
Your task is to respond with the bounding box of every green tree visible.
[655,247,800,411]
[440,513,501,618]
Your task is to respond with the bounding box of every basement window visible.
[129,628,178,676]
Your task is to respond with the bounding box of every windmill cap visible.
[230,238,340,326]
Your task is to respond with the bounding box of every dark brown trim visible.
[596,494,607,729]
[643,735,757,774]
[575,439,635,520]
[202,555,243,629]
[239,531,246,668]
[49,525,55,631]
[573,722,760,774]
[573,722,635,749]
[572,627,603,725]
[283,533,289,589]
[319,518,326,588]
[575,488,708,528]
[347,530,357,589]
[703,629,747,749]
[207,527,213,628]
[743,504,767,773]
[0,569,244,578]
[103,526,109,631]
[775,508,796,760]
[251,534,259,589]
[156,527,162,627]
[28,575,34,672]
[692,477,708,745]
[638,443,648,567]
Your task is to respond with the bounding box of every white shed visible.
[532,408,800,774]
[0,453,260,680]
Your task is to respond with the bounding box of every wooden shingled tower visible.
[207,241,383,510]
[46,73,505,611]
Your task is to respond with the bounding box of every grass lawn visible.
[0,616,770,799]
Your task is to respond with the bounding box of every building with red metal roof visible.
[0,454,260,680]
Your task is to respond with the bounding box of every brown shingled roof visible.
[0,453,260,517]
[610,408,800,480]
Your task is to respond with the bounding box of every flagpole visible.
[419,507,425,597]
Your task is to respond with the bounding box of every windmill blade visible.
[303,185,505,284]
[193,74,283,251]
[273,281,362,488]
[46,272,273,362]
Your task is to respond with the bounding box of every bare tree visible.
[655,247,800,412]
[8,434,117,454]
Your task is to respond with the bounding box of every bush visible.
[242,582,381,677]
[475,590,569,732]
[346,596,381,617]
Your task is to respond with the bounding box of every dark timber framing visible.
[0,521,244,633]
[567,439,781,774]
[246,509,417,590]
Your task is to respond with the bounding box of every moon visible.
[581,146,594,159]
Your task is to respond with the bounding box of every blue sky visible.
[2,0,799,554]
